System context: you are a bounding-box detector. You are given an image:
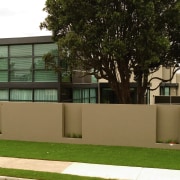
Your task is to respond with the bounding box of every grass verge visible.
[0,140,180,179]
[0,168,104,180]
[0,140,180,169]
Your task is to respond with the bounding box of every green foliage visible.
[40,0,179,103]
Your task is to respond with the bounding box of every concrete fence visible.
[0,102,179,150]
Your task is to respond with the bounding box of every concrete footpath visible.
[0,157,180,180]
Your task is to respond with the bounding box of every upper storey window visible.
[34,44,58,56]
[0,43,59,82]
[0,46,8,57]
[10,45,32,57]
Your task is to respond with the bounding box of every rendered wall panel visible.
[82,104,156,147]
[0,102,63,142]
[157,105,180,143]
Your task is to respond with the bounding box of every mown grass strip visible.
[0,140,180,170]
[0,168,104,180]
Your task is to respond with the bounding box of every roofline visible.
[0,36,54,45]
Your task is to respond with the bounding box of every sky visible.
[0,0,51,38]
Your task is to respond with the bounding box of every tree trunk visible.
[119,82,132,104]
[110,80,132,104]
[137,87,146,104]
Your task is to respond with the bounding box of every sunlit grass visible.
[0,140,180,170]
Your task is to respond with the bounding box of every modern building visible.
[149,66,180,104]
[0,36,179,104]
[0,36,97,103]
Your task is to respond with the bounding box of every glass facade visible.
[34,44,58,56]
[0,47,8,82]
[0,43,58,83]
[73,88,96,103]
[10,89,33,101]
[0,40,60,102]
[34,89,58,101]
[0,46,8,57]
[0,36,98,103]
[0,89,8,101]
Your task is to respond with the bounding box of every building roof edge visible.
[0,36,53,45]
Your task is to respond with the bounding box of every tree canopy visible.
[40,0,180,104]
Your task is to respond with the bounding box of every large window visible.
[34,89,58,102]
[0,42,59,102]
[160,87,170,96]
[34,71,58,82]
[0,89,8,101]
[34,44,58,56]
[0,58,8,69]
[0,43,59,83]
[90,89,96,103]
[0,46,8,82]
[0,46,8,57]
[10,89,32,101]
[34,57,58,82]
[10,58,32,82]
[34,44,59,82]
[73,88,96,103]
[10,45,32,56]
[0,71,8,82]
[160,86,177,96]
[0,89,58,102]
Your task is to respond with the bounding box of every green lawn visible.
[0,168,104,180]
[0,140,180,169]
[0,140,180,179]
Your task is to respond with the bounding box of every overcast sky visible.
[0,0,51,38]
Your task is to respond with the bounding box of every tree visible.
[40,0,180,104]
